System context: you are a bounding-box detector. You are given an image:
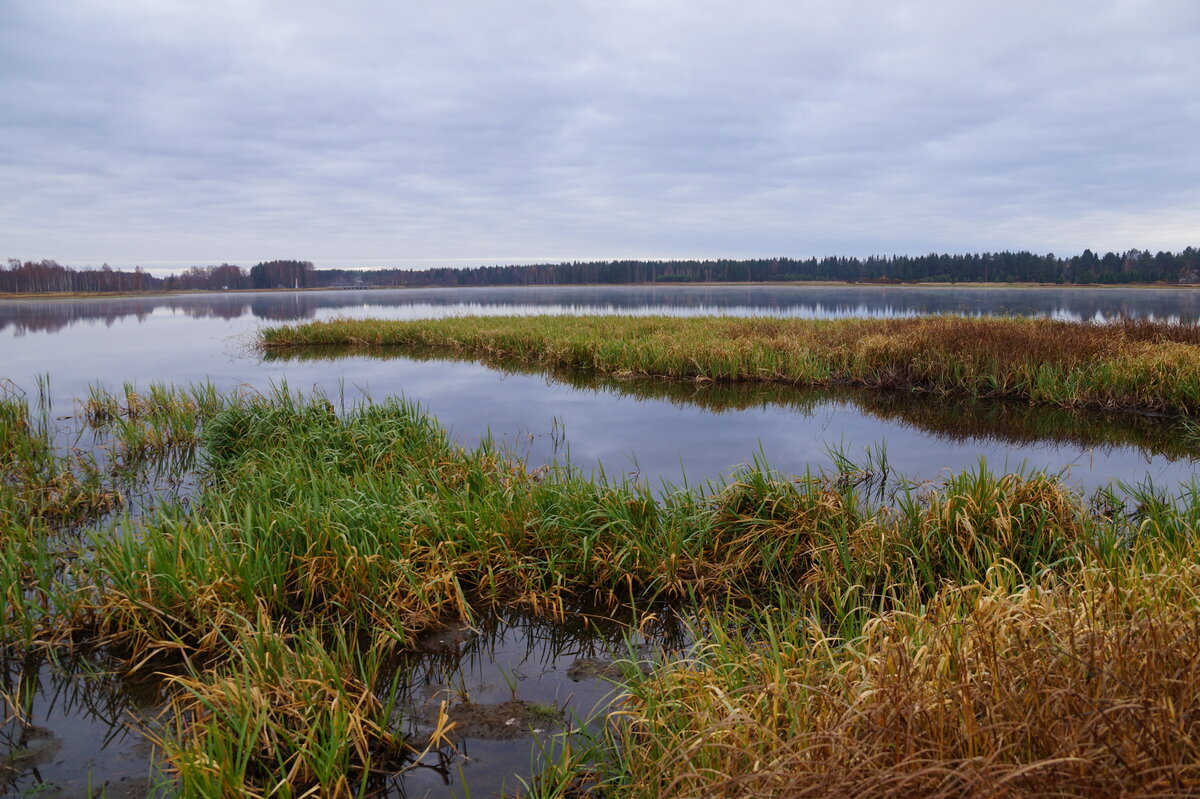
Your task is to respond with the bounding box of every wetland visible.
[4,285,1200,797]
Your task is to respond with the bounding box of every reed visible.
[82,381,227,471]
[0,389,116,645]
[2,388,118,527]
[590,559,1200,798]
[260,315,1200,415]
[154,622,421,798]
[87,387,1200,654]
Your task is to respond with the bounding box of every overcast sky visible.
[2,1,1198,273]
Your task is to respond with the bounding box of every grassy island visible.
[260,315,1200,416]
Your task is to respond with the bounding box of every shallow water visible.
[0,652,166,798]
[1,601,683,798]
[385,606,688,798]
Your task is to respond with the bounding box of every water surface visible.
[3,286,1199,490]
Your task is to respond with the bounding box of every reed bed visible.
[588,559,1200,798]
[88,390,1141,658]
[5,383,1200,795]
[0,389,118,645]
[155,624,422,798]
[260,315,1200,414]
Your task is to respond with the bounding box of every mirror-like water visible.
[4,286,1199,491]
[6,284,1200,340]
[0,652,166,798]
[0,606,684,799]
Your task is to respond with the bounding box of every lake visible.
[4,285,1199,491]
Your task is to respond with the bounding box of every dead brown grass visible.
[614,565,1200,798]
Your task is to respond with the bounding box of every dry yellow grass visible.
[609,563,1200,798]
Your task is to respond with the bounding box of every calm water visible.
[4,285,1200,797]
[1,607,682,799]
[4,285,1200,490]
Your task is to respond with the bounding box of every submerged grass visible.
[82,381,228,473]
[2,386,119,527]
[5,380,1200,795]
[155,623,420,798]
[260,314,1200,415]
[0,386,120,646]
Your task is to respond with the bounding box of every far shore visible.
[3,279,1199,301]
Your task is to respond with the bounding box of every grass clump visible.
[156,624,418,798]
[85,388,1185,655]
[81,381,227,472]
[0,387,118,645]
[261,314,1200,414]
[2,387,118,527]
[593,563,1200,798]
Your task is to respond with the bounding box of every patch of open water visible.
[2,602,685,798]
[4,286,1199,492]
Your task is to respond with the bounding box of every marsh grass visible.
[260,315,1200,414]
[0,387,123,646]
[82,381,227,472]
[6,381,1200,796]
[586,563,1200,798]
[2,387,119,527]
[155,623,421,798]
[267,342,1200,460]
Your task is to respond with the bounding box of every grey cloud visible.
[1,0,1197,270]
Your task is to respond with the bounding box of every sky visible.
[2,1,1198,274]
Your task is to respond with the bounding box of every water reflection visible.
[4,284,1200,796]
[4,286,1200,492]
[0,605,684,799]
[5,284,1200,335]
[0,651,167,798]
[388,605,686,798]
[267,345,1200,474]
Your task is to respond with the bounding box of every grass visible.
[2,384,119,526]
[589,564,1200,798]
[153,624,418,798]
[4,380,1200,795]
[260,314,1200,415]
[267,342,1200,460]
[0,384,120,646]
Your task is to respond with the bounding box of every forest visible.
[2,248,1199,294]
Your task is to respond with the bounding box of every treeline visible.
[161,260,316,290]
[316,248,1200,288]
[0,259,316,293]
[0,259,156,293]
[4,250,1200,294]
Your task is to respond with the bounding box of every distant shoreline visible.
[3,280,1199,301]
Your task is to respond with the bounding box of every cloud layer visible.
[3,0,1198,271]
